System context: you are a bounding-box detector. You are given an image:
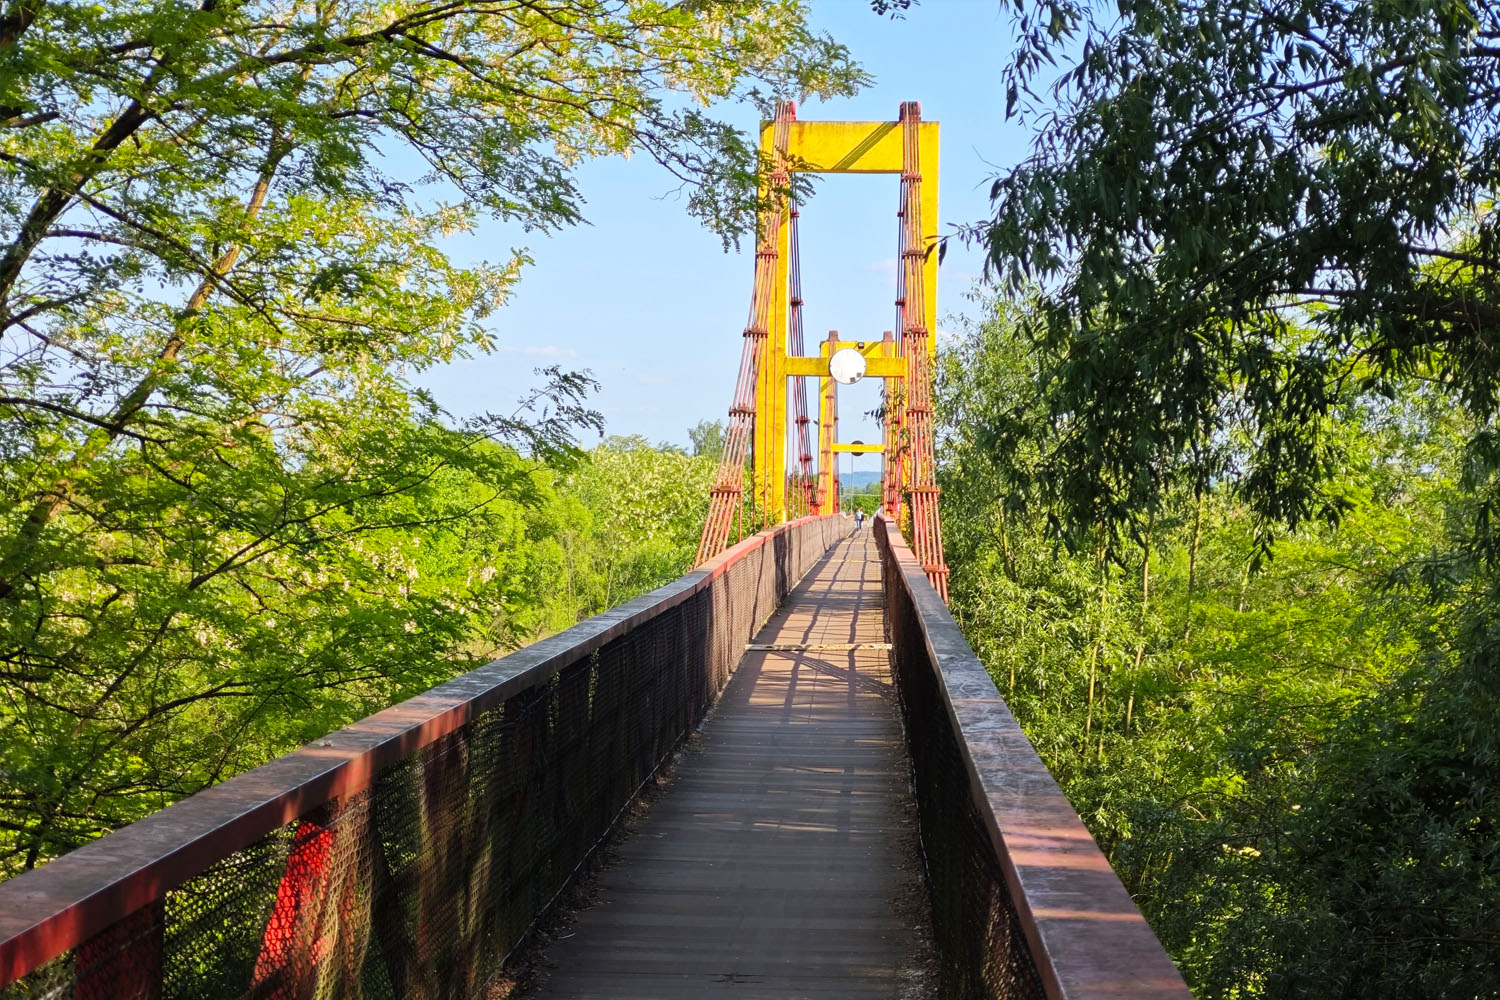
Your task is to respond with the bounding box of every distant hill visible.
[841,470,882,490]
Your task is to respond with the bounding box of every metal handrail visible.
[875,514,1194,999]
[0,514,845,990]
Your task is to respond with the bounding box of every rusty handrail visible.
[0,514,846,990]
[875,514,1193,999]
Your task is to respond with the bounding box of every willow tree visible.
[0,0,863,876]
[968,5,1500,995]
[980,0,1500,555]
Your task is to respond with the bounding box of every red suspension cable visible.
[887,134,910,524]
[897,102,949,602]
[697,102,795,565]
[788,201,815,515]
[880,327,900,518]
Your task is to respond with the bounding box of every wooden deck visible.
[528,530,935,999]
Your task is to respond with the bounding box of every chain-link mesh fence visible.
[876,515,1194,1000]
[0,516,846,1000]
[877,520,1048,1000]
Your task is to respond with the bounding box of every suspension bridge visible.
[0,106,1193,1000]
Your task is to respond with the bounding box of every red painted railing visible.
[0,515,847,998]
[875,514,1194,999]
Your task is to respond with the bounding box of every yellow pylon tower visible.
[697,103,946,597]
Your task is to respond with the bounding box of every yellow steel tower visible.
[697,103,946,598]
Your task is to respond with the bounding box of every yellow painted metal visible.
[770,204,790,521]
[752,132,791,527]
[832,443,883,454]
[780,121,940,355]
[751,112,938,525]
[817,332,838,512]
[784,356,904,378]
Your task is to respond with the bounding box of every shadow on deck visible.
[528,532,935,999]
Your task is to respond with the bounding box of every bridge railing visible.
[0,514,847,1000]
[875,514,1194,1000]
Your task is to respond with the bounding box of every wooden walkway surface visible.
[528,531,934,999]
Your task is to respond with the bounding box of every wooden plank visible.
[527,533,934,998]
[744,642,892,651]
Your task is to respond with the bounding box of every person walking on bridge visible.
[855,508,865,532]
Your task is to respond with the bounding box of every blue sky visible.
[416,1,1030,465]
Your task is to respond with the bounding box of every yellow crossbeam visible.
[784,356,904,378]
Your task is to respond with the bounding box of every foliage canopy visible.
[981,0,1500,558]
[939,300,1499,999]
[0,0,860,874]
[956,7,1500,989]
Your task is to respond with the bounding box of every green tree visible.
[844,483,880,516]
[980,1,1500,556]
[565,435,716,606]
[938,297,1499,999]
[950,6,1500,994]
[0,395,594,876]
[0,0,862,875]
[688,418,726,461]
